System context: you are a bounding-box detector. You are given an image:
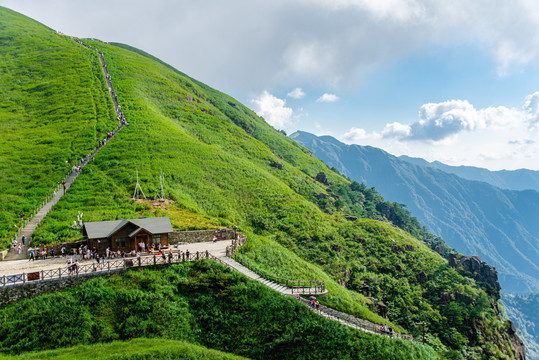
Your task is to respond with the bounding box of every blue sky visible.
[2,0,539,170]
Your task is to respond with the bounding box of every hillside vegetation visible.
[0,261,439,360]
[0,7,118,242]
[291,131,539,295]
[0,7,526,359]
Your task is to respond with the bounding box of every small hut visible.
[83,217,173,254]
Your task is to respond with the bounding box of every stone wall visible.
[0,269,126,307]
[168,228,235,244]
[0,249,8,260]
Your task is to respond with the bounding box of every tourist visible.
[185,249,190,260]
[29,249,35,261]
[22,235,25,245]
[61,246,66,257]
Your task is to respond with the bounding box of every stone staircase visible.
[216,256,328,296]
[214,255,416,342]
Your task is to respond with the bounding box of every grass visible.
[0,7,117,245]
[0,338,248,360]
[0,261,440,360]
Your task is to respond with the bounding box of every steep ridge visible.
[291,131,539,295]
[0,7,118,246]
[3,41,125,261]
[0,7,527,359]
[400,155,539,192]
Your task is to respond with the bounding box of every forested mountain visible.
[291,130,539,359]
[291,131,539,295]
[0,7,527,359]
[400,156,539,193]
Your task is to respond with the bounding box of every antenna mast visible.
[133,168,147,199]
[159,171,165,201]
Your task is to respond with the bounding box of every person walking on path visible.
[22,235,26,246]
[29,249,35,261]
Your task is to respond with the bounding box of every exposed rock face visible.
[316,192,328,199]
[344,214,357,221]
[506,320,527,360]
[448,252,501,299]
[316,172,328,185]
[270,160,283,170]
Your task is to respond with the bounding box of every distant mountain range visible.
[291,131,539,294]
[400,155,539,192]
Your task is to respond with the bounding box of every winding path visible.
[4,42,125,261]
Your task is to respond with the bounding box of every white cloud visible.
[4,0,539,92]
[342,127,380,142]
[342,93,539,170]
[287,88,306,99]
[381,96,534,141]
[251,91,293,129]
[317,93,339,103]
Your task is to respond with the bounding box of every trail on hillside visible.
[4,38,126,261]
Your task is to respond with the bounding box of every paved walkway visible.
[0,240,231,277]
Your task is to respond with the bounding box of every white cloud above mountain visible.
[8,0,539,93]
[341,93,539,170]
[317,93,339,103]
[251,91,293,129]
[287,88,306,99]
[381,95,537,142]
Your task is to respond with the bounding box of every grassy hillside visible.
[0,7,118,243]
[0,6,526,359]
[0,261,439,360]
[291,131,539,294]
[0,338,248,360]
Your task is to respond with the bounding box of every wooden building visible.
[83,217,173,254]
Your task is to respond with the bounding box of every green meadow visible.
[0,6,523,359]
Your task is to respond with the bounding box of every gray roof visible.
[84,217,173,240]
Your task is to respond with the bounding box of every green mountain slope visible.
[291,131,539,295]
[0,7,527,359]
[0,7,118,242]
[0,261,439,360]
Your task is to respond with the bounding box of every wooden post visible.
[41,270,44,281]
[58,268,61,278]
[196,251,199,260]
[138,257,141,267]
[153,255,156,265]
[108,262,110,272]
[23,272,25,284]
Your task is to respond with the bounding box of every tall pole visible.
[415,322,426,344]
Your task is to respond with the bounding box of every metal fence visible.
[297,297,420,343]
[231,254,326,295]
[1,251,211,287]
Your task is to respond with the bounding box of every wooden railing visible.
[1,251,211,287]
